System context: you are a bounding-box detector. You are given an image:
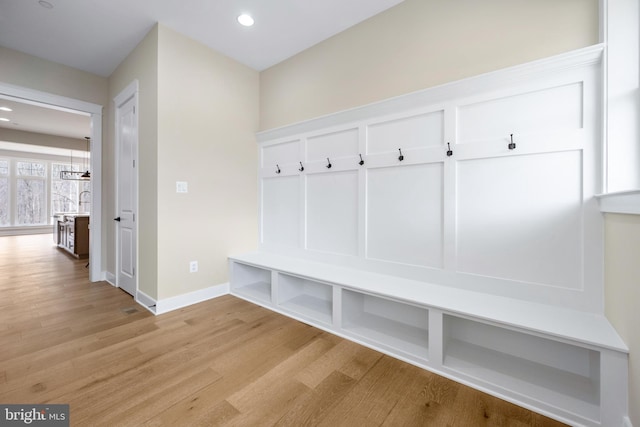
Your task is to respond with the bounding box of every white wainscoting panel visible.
[262,139,300,169]
[261,175,300,248]
[366,163,444,268]
[456,150,583,288]
[367,110,444,154]
[457,83,583,143]
[306,171,359,256]
[307,128,359,162]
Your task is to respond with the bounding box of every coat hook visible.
[358,154,365,166]
[446,142,453,157]
[299,161,304,172]
[508,133,516,150]
[398,148,404,161]
[276,164,281,174]
[326,158,332,169]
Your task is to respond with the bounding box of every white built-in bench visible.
[229,252,629,427]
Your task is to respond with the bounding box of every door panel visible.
[116,93,137,296]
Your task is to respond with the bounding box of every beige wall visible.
[0,128,86,151]
[156,25,259,300]
[259,0,598,130]
[0,46,108,107]
[108,25,160,299]
[605,214,640,426]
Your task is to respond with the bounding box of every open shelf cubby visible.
[341,289,429,361]
[231,262,272,304]
[443,314,600,422]
[277,274,333,325]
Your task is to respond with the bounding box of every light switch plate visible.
[176,181,188,193]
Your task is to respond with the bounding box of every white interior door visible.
[115,91,137,296]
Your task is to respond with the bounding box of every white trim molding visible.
[596,190,640,215]
[135,289,157,314]
[151,283,229,315]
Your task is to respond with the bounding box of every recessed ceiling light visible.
[0,118,10,122]
[38,0,54,9]
[237,14,254,27]
[0,107,12,112]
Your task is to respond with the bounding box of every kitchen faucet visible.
[78,191,91,211]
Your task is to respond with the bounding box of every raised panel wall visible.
[261,175,300,248]
[307,128,358,162]
[367,110,444,153]
[456,151,583,288]
[306,171,359,256]
[256,47,602,313]
[457,82,583,143]
[367,163,444,268]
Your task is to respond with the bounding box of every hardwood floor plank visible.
[0,235,568,427]
[274,370,357,427]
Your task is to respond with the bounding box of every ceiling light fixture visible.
[38,0,54,9]
[0,118,10,122]
[237,14,254,27]
[0,107,12,112]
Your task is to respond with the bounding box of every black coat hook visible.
[299,161,304,172]
[398,148,404,161]
[276,164,281,174]
[326,158,332,169]
[508,134,516,150]
[359,154,365,166]
[446,143,453,157]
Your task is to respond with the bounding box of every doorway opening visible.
[0,82,103,282]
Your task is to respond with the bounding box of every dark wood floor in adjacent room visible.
[0,234,567,426]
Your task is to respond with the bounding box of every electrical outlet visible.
[189,261,198,273]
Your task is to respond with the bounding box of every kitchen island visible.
[54,213,89,259]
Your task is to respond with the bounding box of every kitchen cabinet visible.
[56,214,89,258]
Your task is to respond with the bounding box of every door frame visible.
[0,81,103,281]
[113,80,139,296]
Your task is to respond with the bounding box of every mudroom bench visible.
[229,252,628,427]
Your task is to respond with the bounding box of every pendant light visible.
[80,137,91,178]
[60,136,91,180]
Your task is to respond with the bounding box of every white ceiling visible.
[0,0,405,76]
[0,97,90,140]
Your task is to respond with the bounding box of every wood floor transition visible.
[0,234,567,426]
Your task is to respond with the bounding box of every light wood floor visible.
[0,234,567,427]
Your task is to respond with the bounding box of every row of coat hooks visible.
[274,135,517,173]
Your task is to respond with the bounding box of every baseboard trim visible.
[623,416,633,427]
[105,272,116,287]
[136,290,157,314]
[153,283,230,315]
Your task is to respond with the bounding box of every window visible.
[0,159,9,226]
[16,161,47,225]
[0,155,90,229]
[51,163,79,213]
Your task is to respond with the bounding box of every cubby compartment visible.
[443,314,600,422]
[341,289,429,361]
[231,262,272,304]
[277,274,333,325]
